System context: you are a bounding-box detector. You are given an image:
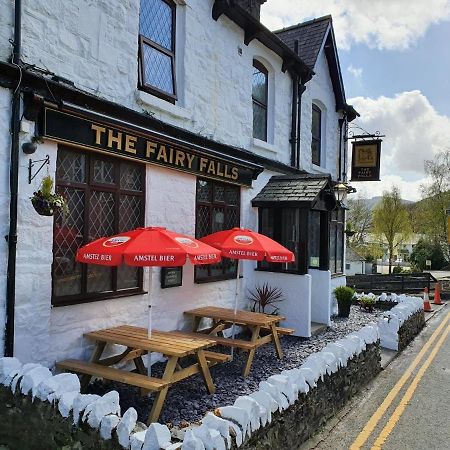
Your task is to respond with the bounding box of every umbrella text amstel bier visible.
[76,227,222,339]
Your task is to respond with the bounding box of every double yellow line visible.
[350,309,450,450]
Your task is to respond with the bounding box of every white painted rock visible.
[249,390,276,425]
[20,366,52,398]
[84,391,121,429]
[142,423,172,450]
[319,352,339,374]
[259,380,288,411]
[181,429,206,450]
[192,424,225,450]
[322,343,348,368]
[267,374,297,405]
[233,395,263,431]
[100,414,121,440]
[202,411,234,448]
[130,430,147,450]
[9,363,41,391]
[216,405,251,439]
[72,393,100,425]
[36,373,80,403]
[58,391,79,418]
[117,407,138,448]
[0,357,22,384]
[298,367,318,387]
[302,354,328,381]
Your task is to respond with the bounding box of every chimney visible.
[235,0,267,21]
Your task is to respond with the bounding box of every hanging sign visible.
[41,108,258,187]
[350,140,382,182]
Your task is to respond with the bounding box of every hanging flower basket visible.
[30,175,69,217]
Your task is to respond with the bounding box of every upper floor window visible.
[138,0,177,102]
[311,104,322,166]
[252,60,268,141]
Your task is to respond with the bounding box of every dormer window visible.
[311,104,322,166]
[138,0,177,102]
[252,60,268,141]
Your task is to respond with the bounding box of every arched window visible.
[252,60,268,141]
[139,0,177,102]
[311,104,322,165]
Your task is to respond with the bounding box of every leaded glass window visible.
[312,104,322,166]
[330,208,345,274]
[52,147,145,306]
[195,179,240,282]
[139,0,177,102]
[252,60,268,141]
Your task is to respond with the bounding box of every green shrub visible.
[392,266,403,274]
[333,286,355,304]
[359,295,376,312]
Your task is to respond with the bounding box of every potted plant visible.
[31,175,69,216]
[247,283,284,315]
[333,285,355,318]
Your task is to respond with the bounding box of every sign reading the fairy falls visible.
[42,108,256,187]
[350,140,382,182]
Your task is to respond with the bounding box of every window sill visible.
[252,138,276,154]
[136,90,191,121]
[52,289,147,307]
[311,163,330,175]
[194,275,241,284]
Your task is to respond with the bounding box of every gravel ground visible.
[87,306,385,425]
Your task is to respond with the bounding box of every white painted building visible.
[0,0,358,364]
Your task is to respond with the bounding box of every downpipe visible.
[5,0,22,356]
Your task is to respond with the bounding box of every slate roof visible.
[274,16,331,70]
[252,174,331,205]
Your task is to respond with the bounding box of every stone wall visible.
[236,343,381,450]
[0,386,122,450]
[398,310,425,352]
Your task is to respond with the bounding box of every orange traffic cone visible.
[433,282,443,305]
[423,287,433,312]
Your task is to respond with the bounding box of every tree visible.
[346,196,373,245]
[416,149,450,262]
[372,186,412,273]
[410,238,447,271]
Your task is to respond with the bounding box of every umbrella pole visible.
[147,267,153,377]
[231,259,241,360]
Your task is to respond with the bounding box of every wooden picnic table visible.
[56,325,230,424]
[182,306,294,377]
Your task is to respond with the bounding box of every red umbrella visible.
[200,227,295,265]
[200,228,294,355]
[76,227,222,338]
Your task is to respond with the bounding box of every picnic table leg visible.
[243,325,261,377]
[196,349,216,394]
[147,355,178,425]
[192,315,202,332]
[81,341,106,390]
[270,323,283,359]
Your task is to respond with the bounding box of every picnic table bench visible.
[182,306,294,376]
[56,325,230,424]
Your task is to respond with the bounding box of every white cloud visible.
[261,0,450,50]
[347,64,363,78]
[348,91,450,201]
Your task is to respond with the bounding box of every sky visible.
[260,0,450,201]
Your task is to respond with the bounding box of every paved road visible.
[300,304,450,450]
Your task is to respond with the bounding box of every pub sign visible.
[41,108,258,187]
[350,140,382,182]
